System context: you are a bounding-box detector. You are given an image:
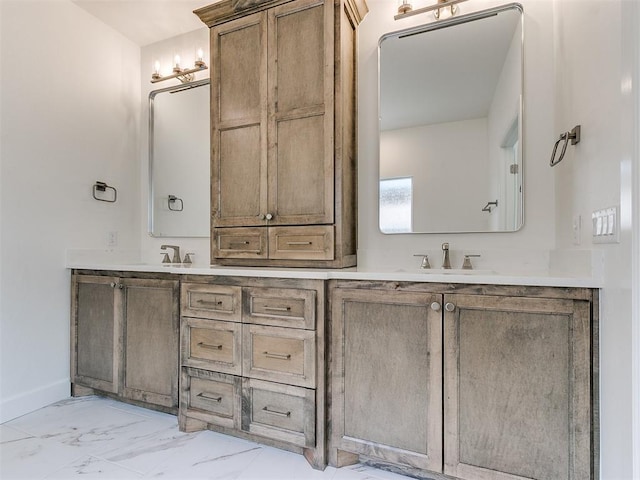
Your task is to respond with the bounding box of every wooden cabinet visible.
[329,281,598,480]
[178,277,326,469]
[330,287,444,472]
[71,272,180,412]
[195,0,367,268]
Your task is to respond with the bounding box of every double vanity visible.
[69,264,599,480]
[71,0,599,478]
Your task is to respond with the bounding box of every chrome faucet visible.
[160,244,181,264]
[441,243,451,269]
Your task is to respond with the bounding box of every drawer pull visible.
[286,241,313,246]
[262,406,291,418]
[197,392,223,402]
[263,351,292,360]
[229,241,250,247]
[263,306,292,312]
[198,342,223,350]
[196,299,224,307]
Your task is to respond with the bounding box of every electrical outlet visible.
[107,231,118,247]
[572,214,581,245]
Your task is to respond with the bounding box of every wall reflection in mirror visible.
[379,4,523,234]
[149,79,210,237]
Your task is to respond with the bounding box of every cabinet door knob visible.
[430,302,441,311]
[257,214,266,220]
[117,283,124,289]
[265,213,273,220]
[110,282,116,288]
[445,302,456,312]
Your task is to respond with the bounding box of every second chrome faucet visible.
[160,245,194,265]
[441,242,451,269]
[415,243,481,270]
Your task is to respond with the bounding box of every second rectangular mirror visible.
[379,4,524,234]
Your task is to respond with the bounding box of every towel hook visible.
[550,125,581,167]
[482,200,498,212]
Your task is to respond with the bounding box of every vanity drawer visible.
[242,378,315,448]
[181,283,241,322]
[181,318,242,376]
[181,368,241,429]
[268,226,334,261]
[214,227,267,259]
[243,287,316,329]
[242,325,316,388]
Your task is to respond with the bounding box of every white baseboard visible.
[0,379,70,423]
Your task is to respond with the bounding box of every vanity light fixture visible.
[395,0,467,20]
[151,49,208,84]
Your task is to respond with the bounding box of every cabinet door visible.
[121,278,180,409]
[443,294,591,480]
[71,275,121,393]
[212,12,268,227]
[267,0,334,226]
[331,288,443,472]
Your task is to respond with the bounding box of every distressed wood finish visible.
[121,278,180,409]
[195,0,368,28]
[212,12,267,228]
[443,294,592,480]
[268,225,334,261]
[243,285,316,329]
[179,367,242,430]
[330,288,443,472]
[267,0,333,226]
[199,0,366,268]
[181,317,242,375]
[71,272,180,413]
[242,378,316,447]
[243,324,316,388]
[213,226,268,259]
[71,275,121,394]
[181,283,242,322]
[178,275,327,469]
[328,280,597,480]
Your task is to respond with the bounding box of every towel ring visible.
[92,181,117,203]
[550,125,581,167]
[168,195,184,212]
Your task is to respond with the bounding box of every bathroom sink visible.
[420,268,494,275]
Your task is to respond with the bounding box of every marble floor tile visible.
[45,455,144,479]
[1,425,34,443]
[1,397,416,480]
[144,435,264,479]
[5,397,174,457]
[0,434,84,479]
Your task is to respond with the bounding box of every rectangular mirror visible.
[379,4,523,234]
[149,79,210,237]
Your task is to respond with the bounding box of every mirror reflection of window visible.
[379,177,413,233]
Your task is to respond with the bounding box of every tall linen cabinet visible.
[195,0,367,268]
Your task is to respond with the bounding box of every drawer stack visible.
[178,278,324,467]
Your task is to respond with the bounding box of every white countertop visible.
[67,262,602,288]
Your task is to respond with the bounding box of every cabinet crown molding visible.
[195,0,368,28]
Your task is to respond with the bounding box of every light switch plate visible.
[592,206,619,244]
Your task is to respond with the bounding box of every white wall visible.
[552,1,636,477]
[0,0,141,422]
[358,0,556,273]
